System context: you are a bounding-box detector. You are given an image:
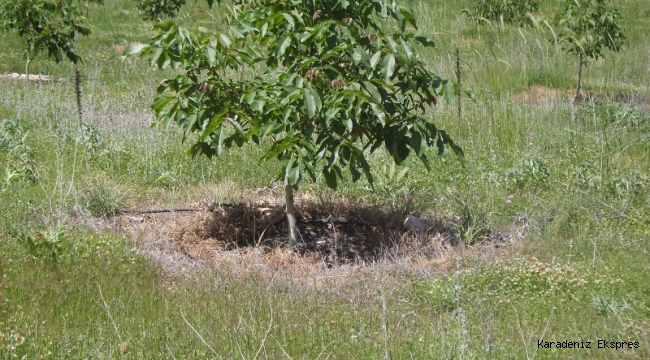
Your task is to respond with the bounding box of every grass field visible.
[1,0,649,358]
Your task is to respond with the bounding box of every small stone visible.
[403,215,423,232]
[259,207,285,225]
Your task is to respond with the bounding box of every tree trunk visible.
[284,177,298,247]
[25,56,32,82]
[575,53,583,103]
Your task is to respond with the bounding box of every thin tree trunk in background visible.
[575,53,583,103]
[285,177,298,247]
[74,64,91,175]
[25,56,32,82]
[455,46,462,140]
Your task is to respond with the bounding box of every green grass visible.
[1,0,650,358]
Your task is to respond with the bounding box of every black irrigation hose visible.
[127,208,202,214]
[125,207,376,226]
[297,219,374,226]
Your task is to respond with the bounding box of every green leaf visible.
[410,130,422,155]
[227,116,246,137]
[282,106,292,122]
[444,80,456,104]
[370,51,382,69]
[282,13,295,29]
[121,43,148,58]
[382,54,396,81]
[297,147,317,181]
[370,103,386,125]
[345,118,353,132]
[218,33,232,48]
[395,136,410,163]
[439,130,466,165]
[206,46,216,66]
[399,37,414,59]
[419,153,430,171]
[386,36,398,52]
[264,137,295,161]
[349,156,361,182]
[276,35,291,56]
[325,108,340,121]
[216,126,227,156]
[363,81,382,102]
[150,48,163,67]
[199,110,227,141]
[260,122,276,137]
[399,10,417,30]
[229,24,247,39]
[323,167,338,189]
[414,36,434,47]
[352,47,362,65]
[303,88,317,118]
[326,144,340,170]
[287,161,300,186]
[395,166,409,182]
[155,20,175,32]
[244,91,257,105]
[151,95,174,112]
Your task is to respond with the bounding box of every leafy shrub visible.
[151,169,180,188]
[467,0,539,26]
[79,123,103,154]
[608,170,648,198]
[591,294,634,319]
[504,157,550,189]
[0,0,93,77]
[0,119,38,191]
[137,0,185,21]
[555,0,626,99]
[576,101,649,129]
[17,223,65,263]
[571,161,603,191]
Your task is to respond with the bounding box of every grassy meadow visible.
[1,0,649,358]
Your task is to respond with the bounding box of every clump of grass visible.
[80,176,128,216]
[210,180,243,205]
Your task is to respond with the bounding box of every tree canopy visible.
[0,0,99,76]
[126,0,466,245]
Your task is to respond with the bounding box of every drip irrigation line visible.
[124,207,376,226]
[127,208,202,214]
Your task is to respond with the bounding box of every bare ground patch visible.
[513,85,650,111]
[104,189,528,292]
[0,73,67,83]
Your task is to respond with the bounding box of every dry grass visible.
[512,85,581,105]
[513,85,650,111]
[107,190,523,299]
